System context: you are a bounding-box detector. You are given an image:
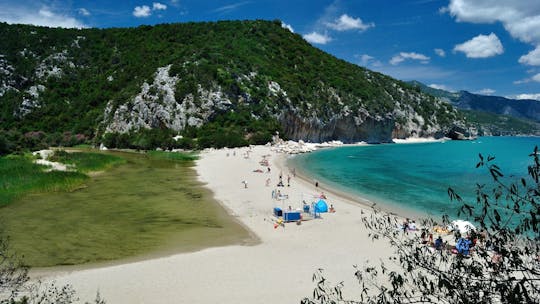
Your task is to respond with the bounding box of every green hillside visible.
[0,20,462,153]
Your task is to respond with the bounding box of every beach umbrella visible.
[314,199,328,213]
[448,220,476,234]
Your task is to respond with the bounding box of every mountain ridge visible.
[409,81,540,136]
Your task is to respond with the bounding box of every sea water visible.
[290,137,540,219]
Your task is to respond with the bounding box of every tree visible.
[302,147,540,303]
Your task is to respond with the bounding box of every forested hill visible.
[0,20,464,152]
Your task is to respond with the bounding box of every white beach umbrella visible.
[448,220,476,234]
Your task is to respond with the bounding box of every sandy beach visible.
[32,145,396,303]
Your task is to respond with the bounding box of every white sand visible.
[32,145,395,303]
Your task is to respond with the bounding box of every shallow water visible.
[1,151,253,267]
[289,137,540,219]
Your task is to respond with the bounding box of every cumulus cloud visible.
[133,5,152,17]
[133,3,167,18]
[476,88,496,95]
[519,47,540,66]
[281,22,294,33]
[434,48,446,57]
[303,32,332,45]
[445,0,540,65]
[453,33,503,58]
[153,2,167,10]
[0,6,86,28]
[533,73,540,83]
[515,93,540,100]
[78,8,90,16]
[390,52,430,65]
[326,14,374,31]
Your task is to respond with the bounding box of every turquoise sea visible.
[289,137,540,219]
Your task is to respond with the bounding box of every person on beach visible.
[329,204,335,213]
[435,236,443,250]
[242,181,248,188]
[287,174,291,187]
[315,181,319,187]
[403,219,409,234]
[267,167,271,173]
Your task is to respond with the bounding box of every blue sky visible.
[1,0,540,100]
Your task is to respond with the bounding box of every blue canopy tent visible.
[314,199,328,213]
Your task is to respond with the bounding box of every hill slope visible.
[409,81,540,135]
[0,20,464,151]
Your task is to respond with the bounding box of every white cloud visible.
[533,73,540,83]
[78,8,90,16]
[153,2,167,10]
[359,54,373,66]
[429,84,451,91]
[373,65,455,82]
[133,5,152,17]
[515,93,540,100]
[519,46,540,66]
[453,33,503,58]
[0,6,86,28]
[514,78,531,84]
[326,14,374,31]
[303,32,332,45]
[476,88,496,95]
[434,48,446,57]
[355,54,382,67]
[281,22,294,33]
[212,1,251,14]
[445,1,540,65]
[390,52,430,65]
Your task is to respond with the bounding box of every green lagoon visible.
[0,150,252,267]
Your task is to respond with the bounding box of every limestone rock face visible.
[103,65,232,133]
[101,65,462,143]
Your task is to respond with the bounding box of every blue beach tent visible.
[314,199,328,213]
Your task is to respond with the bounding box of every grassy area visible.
[0,155,88,206]
[146,150,199,163]
[49,150,126,172]
[0,150,250,267]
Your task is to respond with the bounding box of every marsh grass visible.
[49,150,126,173]
[146,150,198,163]
[0,151,251,267]
[0,156,88,206]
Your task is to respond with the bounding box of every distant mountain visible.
[409,81,540,135]
[0,20,466,153]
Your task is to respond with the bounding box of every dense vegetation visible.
[0,150,124,206]
[0,20,460,154]
[0,154,88,206]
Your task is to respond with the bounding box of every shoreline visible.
[285,153,429,220]
[30,144,403,303]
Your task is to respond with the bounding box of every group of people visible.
[402,218,418,234]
